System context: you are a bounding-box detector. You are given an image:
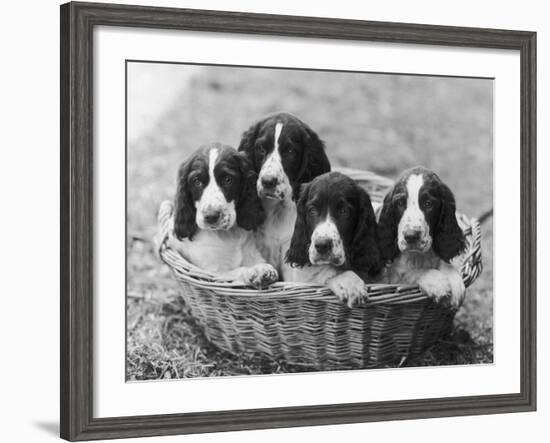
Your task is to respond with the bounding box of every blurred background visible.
[126,62,493,380]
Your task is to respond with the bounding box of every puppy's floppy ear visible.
[237,120,261,170]
[433,181,465,262]
[294,124,331,199]
[173,160,198,240]
[235,153,265,231]
[377,188,399,262]
[348,187,381,275]
[285,182,311,267]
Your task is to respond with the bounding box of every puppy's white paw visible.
[447,271,466,308]
[243,264,279,289]
[417,270,452,305]
[327,271,368,308]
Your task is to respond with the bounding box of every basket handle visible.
[460,215,483,289]
[155,200,175,256]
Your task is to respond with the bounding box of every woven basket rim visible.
[156,169,483,306]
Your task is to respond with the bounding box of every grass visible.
[127,64,493,380]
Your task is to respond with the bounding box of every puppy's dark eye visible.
[192,177,203,188]
[423,200,433,209]
[283,145,295,156]
[222,176,233,186]
[307,207,318,216]
[339,207,350,218]
[396,198,406,209]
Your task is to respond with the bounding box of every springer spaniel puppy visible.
[238,112,331,275]
[285,172,381,305]
[167,142,278,288]
[377,167,466,307]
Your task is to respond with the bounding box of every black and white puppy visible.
[238,112,331,274]
[168,142,278,288]
[285,172,381,305]
[377,166,466,307]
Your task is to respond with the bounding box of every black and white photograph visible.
[126,61,492,380]
[1,0,543,441]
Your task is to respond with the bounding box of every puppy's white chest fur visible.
[169,228,250,273]
[283,263,340,284]
[255,197,297,271]
[386,250,465,307]
[388,249,441,283]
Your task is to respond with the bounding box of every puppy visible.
[168,142,278,288]
[285,172,381,306]
[238,112,331,273]
[377,167,466,307]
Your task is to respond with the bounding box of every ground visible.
[126,64,493,380]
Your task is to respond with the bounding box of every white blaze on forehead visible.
[406,174,424,209]
[263,122,283,169]
[196,146,236,229]
[274,122,283,148]
[397,172,432,251]
[208,147,218,183]
[196,147,224,210]
[258,122,292,199]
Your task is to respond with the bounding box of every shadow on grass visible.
[127,296,320,380]
[127,293,493,381]
[409,328,493,367]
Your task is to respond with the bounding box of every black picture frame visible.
[60,1,537,441]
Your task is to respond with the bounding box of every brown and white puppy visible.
[285,172,381,306]
[168,142,278,288]
[377,167,466,307]
[238,112,331,273]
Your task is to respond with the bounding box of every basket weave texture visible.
[157,168,483,370]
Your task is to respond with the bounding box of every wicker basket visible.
[157,168,483,370]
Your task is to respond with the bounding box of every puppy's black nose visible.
[203,210,221,224]
[314,238,333,254]
[404,229,422,244]
[261,175,278,189]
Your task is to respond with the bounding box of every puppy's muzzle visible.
[399,224,431,252]
[314,238,333,255]
[403,228,422,245]
[258,174,286,200]
[260,174,279,190]
[199,206,232,230]
[202,209,221,226]
[309,235,345,266]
